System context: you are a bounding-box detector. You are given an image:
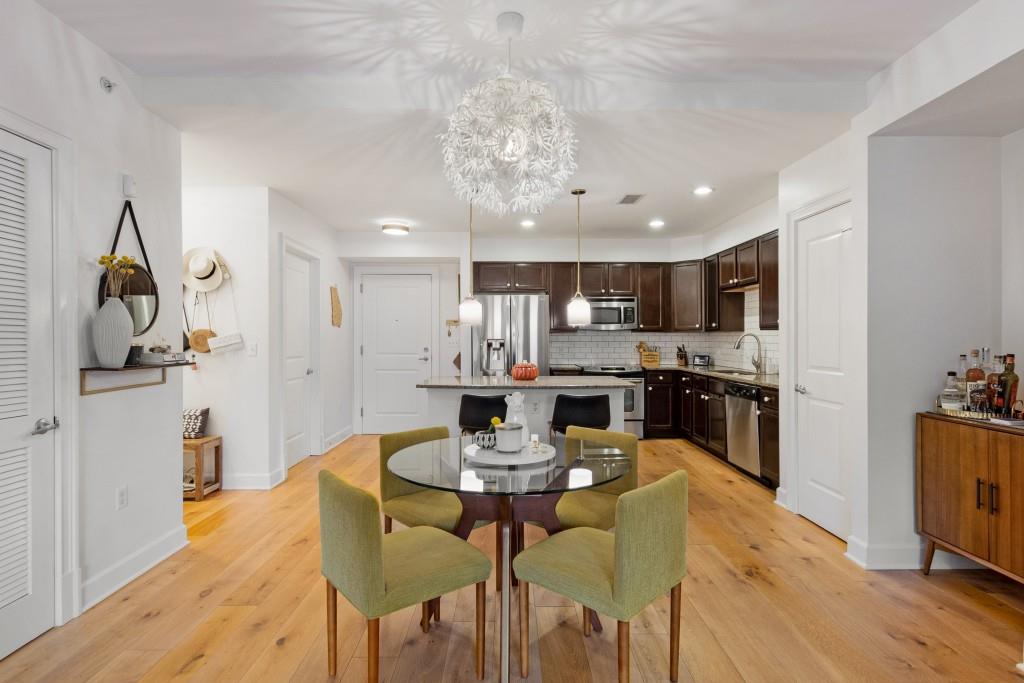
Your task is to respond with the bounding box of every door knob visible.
[418,356,430,362]
[305,368,314,375]
[794,384,808,394]
[31,417,59,435]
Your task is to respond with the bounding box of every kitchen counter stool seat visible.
[549,394,611,443]
[319,472,491,680]
[458,393,510,436]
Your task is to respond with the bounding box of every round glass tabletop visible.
[387,436,631,496]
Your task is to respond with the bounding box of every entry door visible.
[283,252,313,469]
[361,274,432,433]
[0,130,56,658]
[795,200,852,539]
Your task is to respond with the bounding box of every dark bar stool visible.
[549,394,611,444]
[458,394,510,436]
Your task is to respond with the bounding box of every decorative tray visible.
[463,443,556,467]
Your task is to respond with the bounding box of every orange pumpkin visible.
[511,362,539,381]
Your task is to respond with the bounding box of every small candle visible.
[530,434,540,448]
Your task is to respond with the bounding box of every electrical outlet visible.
[115,486,128,510]
[530,401,541,414]
[247,343,258,357]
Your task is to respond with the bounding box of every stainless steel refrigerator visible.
[471,294,550,376]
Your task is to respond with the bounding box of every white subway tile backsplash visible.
[551,290,779,371]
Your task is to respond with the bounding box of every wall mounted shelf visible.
[79,361,193,396]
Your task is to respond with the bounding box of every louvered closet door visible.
[0,129,56,659]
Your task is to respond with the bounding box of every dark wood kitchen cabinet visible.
[548,262,577,332]
[474,262,547,292]
[678,373,695,437]
[645,372,676,438]
[636,263,668,331]
[759,389,779,487]
[736,239,759,285]
[671,261,703,331]
[580,263,608,296]
[706,381,728,458]
[692,389,709,445]
[607,263,636,294]
[759,231,779,330]
[703,255,744,332]
[718,248,736,288]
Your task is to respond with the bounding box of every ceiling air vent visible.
[617,194,645,205]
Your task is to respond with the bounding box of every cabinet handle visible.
[648,387,653,391]
[711,323,717,328]
[764,396,772,403]
[976,478,984,510]
[506,282,511,287]
[685,390,691,394]
[639,324,643,328]
[990,483,998,514]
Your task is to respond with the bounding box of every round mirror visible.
[97,266,160,336]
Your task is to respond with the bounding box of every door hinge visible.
[360,283,364,293]
[360,407,364,417]
[360,345,363,356]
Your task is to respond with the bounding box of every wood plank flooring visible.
[3,436,1024,681]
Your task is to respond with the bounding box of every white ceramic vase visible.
[93,297,133,368]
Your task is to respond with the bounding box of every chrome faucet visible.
[733,333,763,374]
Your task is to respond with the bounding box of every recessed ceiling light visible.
[381,222,410,236]
[693,185,714,196]
[520,219,535,228]
[648,219,665,229]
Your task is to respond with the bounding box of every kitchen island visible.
[417,375,629,439]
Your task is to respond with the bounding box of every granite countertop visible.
[417,376,632,390]
[650,364,780,390]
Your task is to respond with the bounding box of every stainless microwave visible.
[584,297,638,331]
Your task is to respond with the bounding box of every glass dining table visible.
[387,435,632,683]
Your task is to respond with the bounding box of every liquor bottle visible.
[988,355,1006,411]
[940,371,966,410]
[981,347,993,374]
[957,354,968,377]
[997,354,1019,416]
[966,349,987,411]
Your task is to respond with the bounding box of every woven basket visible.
[639,350,661,368]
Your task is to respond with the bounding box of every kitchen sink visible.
[717,369,758,376]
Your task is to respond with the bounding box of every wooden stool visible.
[183,435,222,501]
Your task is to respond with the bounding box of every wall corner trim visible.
[80,524,188,611]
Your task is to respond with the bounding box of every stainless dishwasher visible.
[725,383,760,477]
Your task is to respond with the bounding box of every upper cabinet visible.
[671,261,703,331]
[548,262,578,332]
[718,248,737,288]
[636,263,668,331]
[474,262,547,293]
[704,255,744,332]
[579,263,607,296]
[579,263,635,296]
[720,239,759,289]
[758,231,779,330]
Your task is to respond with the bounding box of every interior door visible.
[0,130,56,658]
[361,274,433,433]
[795,201,852,538]
[283,251,312,469]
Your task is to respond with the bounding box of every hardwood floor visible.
[3,436,1024,681]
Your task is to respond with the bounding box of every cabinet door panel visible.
[672,261,702,331]
[759,232,779,330]
[513,263,548,291]
[548,263,577,332]
[759,408,780,486]
[707,393,727,457]
[703,256,720,331]
[607,263,636,294]
[990,432,1024,576]
[917,417,989,558]
[580,263,607,296]
[637,263,667,330]
[718,249,737,288]
[679,375,694,437]
[736,239,759,284]
[475,263,512,292]
[646,383,675,431]
[692,392,709,444]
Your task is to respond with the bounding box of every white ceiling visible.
[41,0,978,236]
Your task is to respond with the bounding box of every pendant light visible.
[459,201,483,326]
[567,188,591,326]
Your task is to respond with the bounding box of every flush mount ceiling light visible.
[439,11,577,217]
[520,219,536,228]
[566,189,591,327]
[459,202,483,326]
[381,222,410,236]
[649,219,665,229]
[693,185,714,196]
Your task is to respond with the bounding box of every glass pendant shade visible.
[459,296,483,326]
[567,293,591,327]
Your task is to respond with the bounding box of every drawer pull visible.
[990,483,998,514]
[976,478,984,510]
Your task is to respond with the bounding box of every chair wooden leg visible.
[384,515,392,534]
[432,596,441,622]
[582,606,592,637]
[326,580,337,676]
[367,618,380,682]
[421,601,431,633]
[519,581,529,678]
[670,584,681,682]
[617,620,630,683]
[496,528,503,592]
[476,581,486,680]
[922,539,936,575]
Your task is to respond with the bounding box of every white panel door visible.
[361,274,432,434]
[795,201,852,539]
[283,252,312,469]
[0,130,56,658]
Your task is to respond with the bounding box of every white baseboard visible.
[323,426,352,452]
[58,567,81,624]
[223,471,280,490]
[844,535,982,570]
[81,524,188,611]
[268,467,285,489]
[773,486,790,511]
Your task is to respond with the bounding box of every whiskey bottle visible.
[997,354,1019,416]
[966,349,987,411]
[987,355,1005,411]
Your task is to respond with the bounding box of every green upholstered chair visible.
[555,426,639,531]
[319,471,491,681]
[514,471,688,682]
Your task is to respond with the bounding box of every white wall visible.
[1,0,185,611]
[1002,127,1024,354]
[867,137,1002,562]
[182,187,273,488]
[701,198,778,255]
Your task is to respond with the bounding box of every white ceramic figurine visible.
[504,392,530,447]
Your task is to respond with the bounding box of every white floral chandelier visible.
[440,12,577,217]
